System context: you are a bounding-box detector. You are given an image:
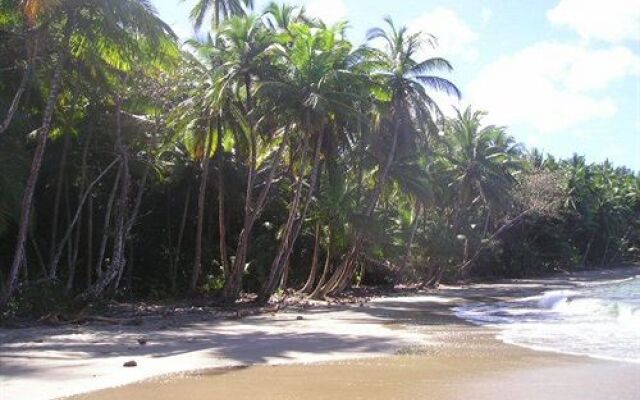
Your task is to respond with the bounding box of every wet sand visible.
[2,267,639,400]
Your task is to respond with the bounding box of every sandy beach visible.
[1,267,639,400]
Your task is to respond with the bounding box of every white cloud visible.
[481,8,493,26]
[408,7,479,62]
[564,46,640,91]
[548,0,640,43]
[304,0,347,25]
[466,41,640,133]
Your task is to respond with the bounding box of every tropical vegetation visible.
[1,0,638,315]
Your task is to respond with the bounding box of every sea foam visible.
[454,276,640,363]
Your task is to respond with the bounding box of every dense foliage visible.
[1,1,638,314]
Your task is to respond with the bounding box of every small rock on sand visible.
[296,316,304,320]
[123,360,137,367]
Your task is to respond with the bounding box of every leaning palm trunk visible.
[262,130,324,299]
[279,132,324,283]
[190,126,214,293]
[48,158,120,280]
[113,165,150,290]
[309,242,332,299]
[170,186,191,293]
[0,40,36,135]
[404,204,422,269]
[81,96,130,301]
[222,138,286,301]
[456,209,534,280]
[0,55,64,310]
[320,119,401,297]
[95,166,122,278]
[48,134,70,271]
[67,129,94,291]
[300,221,321,293]
[260,134,311,299]
[86,193,93,288]
[216,120,229,279]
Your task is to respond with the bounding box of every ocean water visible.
[454,275,640,363]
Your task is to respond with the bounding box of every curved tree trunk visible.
[48,161,120,279]
[216,119,229,279]
[222,137,286,301]
[95,166,122,278]
[0,40,36,135]
[404,204,422,269]
[300,221,321,294]
[279,131,324,284]
[320,118,401,297]
[260,134,310,299]
[171,186,191,294]
[48,134,70,273]
[81,95,130,302]
[0,55,64,310]
[86,193,93,288]
[310,245,331,299]
[114,164,150,290]
[190,125,214,293]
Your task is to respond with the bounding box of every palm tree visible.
[214,16,284,300]
[442,107,522,236]
[257,21,360,300]
[319,17,460,296]
[262,1,307,33]
[188,0,254,30]
[172,39,222,293]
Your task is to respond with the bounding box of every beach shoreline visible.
[1,266,639,400]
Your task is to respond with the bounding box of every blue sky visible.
[151,0,640,170]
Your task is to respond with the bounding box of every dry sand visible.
[2,267,639,400]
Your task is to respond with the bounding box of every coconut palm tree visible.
[213,16,284,300]
[262,1,307,33]
[442,106,522,235]
[319,17,460,296]
[257,21,362,300]
[188,0,254,30]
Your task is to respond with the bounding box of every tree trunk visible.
[48,133,70,273]
[126,239,134,290]
[81,95,130,302]
[74,129,93,290]
[222,137,286,301]
[457,209,534,279]
[86,193,93,288]
[171,186,191,294]
[216,119,229,279]
[310,245,331,299]
[0,55,64,310]
[48,158,120,281]
[213,0,220,29]
[300,221,321,293]
[29,222,47,278]
[582,233,595,267]
[114,164,150,290]
[261,134,310,299]
[0,39,36,135]
[279,130,324,284]
[190,125,214,293]
[320,118,401,297]
[404,204,422,268]
[95,166,122,278]
[600,237,611,267]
